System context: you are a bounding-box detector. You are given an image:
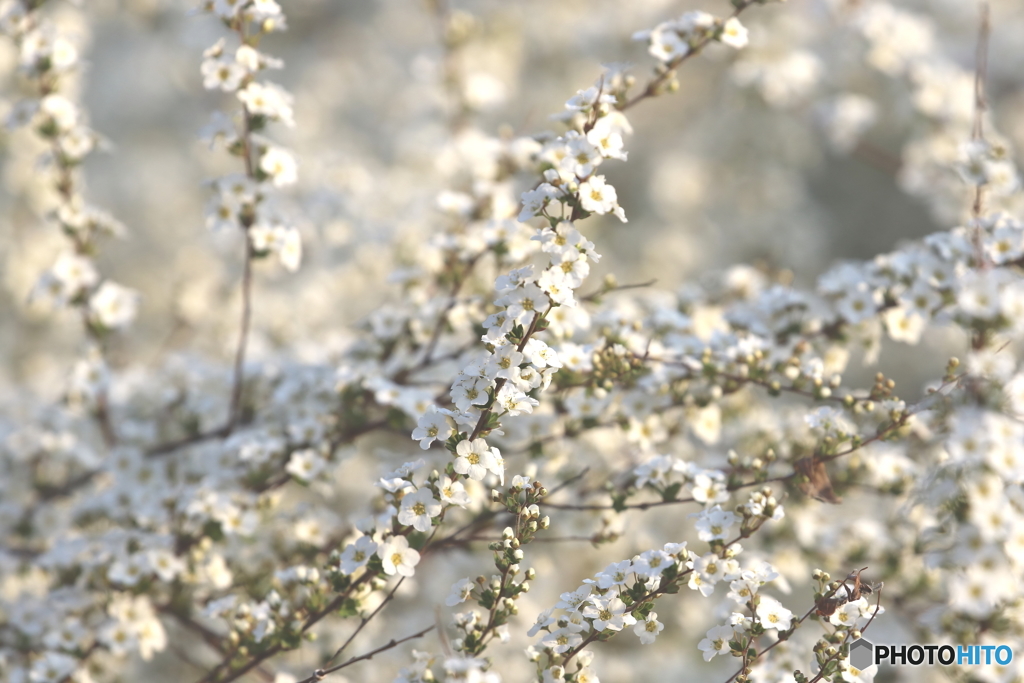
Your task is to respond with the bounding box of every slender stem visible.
[579,278,657,303]
[970,2,991,269]
[226,237,254,433]
[295,625,436,683]
[324,576,406,667]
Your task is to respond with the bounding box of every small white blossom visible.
[378,535,421,577]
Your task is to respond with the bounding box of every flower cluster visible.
[634,10,749,62]
[199,0,301,271]
[1,0,134,426]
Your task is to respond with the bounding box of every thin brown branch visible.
[580,278,657,303]
[295,624,436,683]
[324,576,407,667]
[619,0,759,112]
[971,3,990,144]
[970,2,991,268]
[226,237,254,433]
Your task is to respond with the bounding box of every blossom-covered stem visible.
[160,601,274,683]
[468,303,553,441]
[634,355,879,406]
[223,23,258,434]
[21,412,394,534]
[294,624,436,683]
[3,2,127,446]
[193,559,377,683]
[200,523,443,683]
[191,571,367,683]
[803,589,884,683]
[557,527,763,671]
[620,0,758,111]
[545,411,912,512]
[721,582,882,683]
[430,468,588,550]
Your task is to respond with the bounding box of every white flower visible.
[560,134,603,178]
[49,253,98,301]
[838,659,878,683]
[397,487,441,533]
[285,448,326,482]
[883,306,926,344]
[260,146,298,187]
[89,281,139,329]
[108,553,149,586]
[554,584,593,612]
[238,81,295,126]
[537,267,577,307]
[378,535,421,577]
[454,438,499,481]
[755,595,793,631]
[698,624,735,661]
[496,383,539,417]
[446,578,474,606]
[633,612,665,644]
[582,594,636,631]
[437,475,470,507]
[277,226,302,271]
[633,549,674,578]
[148,549,185,582]
[829,596,882,629]
[586,116,628,161]
[249,224,302,271]
[534,221,583,257]
[500,283,548,323]
[39,94,77,131]
[578,175,627,222]
[411,406,453,450]
[201,57,246,91]
[519,183,559,221]
[719,18,748,49]
[565,85,614,111]
[689,553,727,597]
[596,560,633,589]
[693,505,738,542]
[541,627,583,654]
[487,344,525,379]
[691,472,729,504]
[338,536,377,575]
[647,26,689,62]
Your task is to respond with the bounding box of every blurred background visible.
[2,0,1024,681]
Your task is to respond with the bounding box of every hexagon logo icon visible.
[850,638,874,670]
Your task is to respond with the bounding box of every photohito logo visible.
[849,638,1014,668]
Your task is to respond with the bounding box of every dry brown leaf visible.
[794,455,842,504]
